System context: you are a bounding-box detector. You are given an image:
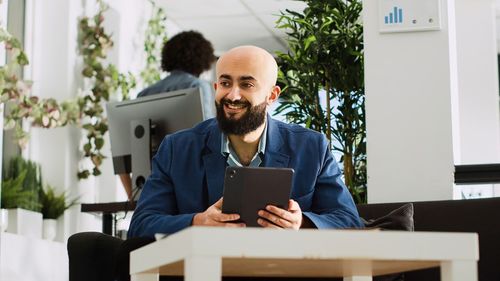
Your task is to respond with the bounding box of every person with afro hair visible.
[119,31,216,200]
[137,30,216,118]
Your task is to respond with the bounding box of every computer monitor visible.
[106,87,210,199]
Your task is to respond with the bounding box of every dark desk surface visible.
[81,201,136,235]
[81,201,136,213]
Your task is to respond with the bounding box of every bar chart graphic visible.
[384,6,403,24]
[378,0,441,33]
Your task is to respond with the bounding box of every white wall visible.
[25,0,100,239]
[22,0,170,238]
[364,0,459,203]
[455,0,500,164]
[364,0,500,203]
[0,232,68,281]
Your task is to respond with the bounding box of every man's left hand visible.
[257,199,302,229]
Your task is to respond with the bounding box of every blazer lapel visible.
[263,116,290,168]
[202,126,226,205]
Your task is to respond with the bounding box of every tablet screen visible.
[221,166,294,227]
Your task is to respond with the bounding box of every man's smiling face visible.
[214,46,280,135]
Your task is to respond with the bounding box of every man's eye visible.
[220,81,230,87]
[241,83,253,88]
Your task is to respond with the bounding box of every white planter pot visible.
[42,219,57,240]
[0,209,8,232]
[6,208,43,238]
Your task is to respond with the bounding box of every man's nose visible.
[225,86,242,101]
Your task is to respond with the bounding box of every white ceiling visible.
[158,0,500,55]
[156,0,307,56]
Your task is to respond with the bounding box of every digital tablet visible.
[221,166,294,227]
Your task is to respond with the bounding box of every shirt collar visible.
[220,123,267,167]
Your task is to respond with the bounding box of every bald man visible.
[128,46,362,237]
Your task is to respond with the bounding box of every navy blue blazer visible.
[128,117,363,238]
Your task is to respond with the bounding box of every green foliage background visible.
[1,156,43,211]
[76,1,136,178]
[276,0,366,203]
[39,185,78,219]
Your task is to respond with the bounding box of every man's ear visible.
[267,85,281,105]
[213,82,218,91]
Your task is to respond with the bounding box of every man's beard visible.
[216,98,267,136]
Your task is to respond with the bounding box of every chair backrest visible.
[67,232,123,281]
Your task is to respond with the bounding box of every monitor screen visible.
[106,87,210,196]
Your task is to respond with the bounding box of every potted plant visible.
[39,185,78,240]
[276,0,366,203]
[0,171,40,233]
[1,157,43,237]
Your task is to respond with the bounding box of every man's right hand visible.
[192,198,245,227]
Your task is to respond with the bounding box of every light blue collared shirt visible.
[221,124,267,167]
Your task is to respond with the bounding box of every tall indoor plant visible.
[276,0,366,203]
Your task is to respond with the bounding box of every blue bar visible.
[399,8,403,23]
[394,7,398,23]
[389,13,393,24]
[385,16,388,24]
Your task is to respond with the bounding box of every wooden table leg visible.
[131,273,159,281]
[344,276,372,281]
[441,261,477,281]
[184,256,222,281]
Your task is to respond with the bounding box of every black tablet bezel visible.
[221,166,294,227]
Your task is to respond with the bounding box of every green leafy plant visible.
[1,0,166,182]
[276,0,366,203]
[140,0,168,86]
[76,0,136,179]
[0,27,80,148]
[39,185,78,219]
[1,1,136,180]
[1,170,41,210]
[2,157,43,211]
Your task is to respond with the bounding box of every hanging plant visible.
[1,0,167,181]
[0,28,81,148]
[0,13,134,180]
[76,0,136,179]
[276,0,366,203]
[140,0,168,87]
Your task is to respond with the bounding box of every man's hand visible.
[192,198,246,227]
[257,199,302,229]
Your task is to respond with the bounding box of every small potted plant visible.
[39,185,78,240]
[2,157,43,237]
[1,171,41,233]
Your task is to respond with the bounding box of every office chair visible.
[67,232,123,281]
[68,232,156,281]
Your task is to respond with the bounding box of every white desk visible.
[130,227,479,281]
